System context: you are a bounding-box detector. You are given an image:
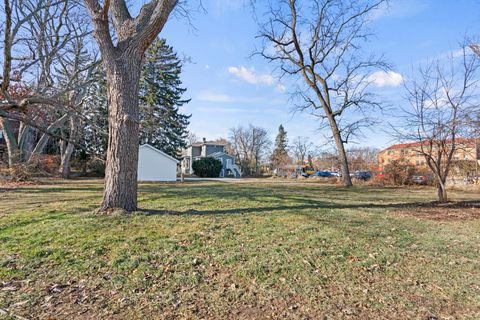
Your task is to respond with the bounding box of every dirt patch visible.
[393,201,480,221]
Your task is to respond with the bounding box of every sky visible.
[159,0,480,150]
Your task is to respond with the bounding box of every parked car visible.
[329,171,342,177]
[464,175,480,185]
[353,171,372,180]
[315,171,332,177]
[412,175,429,185]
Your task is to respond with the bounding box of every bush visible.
[10,162,35,181]
[383,159,417,185]
[86,158,106,177]
[192,157,222,178]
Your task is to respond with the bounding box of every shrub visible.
[10,162,35,181]
[86,158,106,177]
[383,159,417,185]
[192,157,222,178]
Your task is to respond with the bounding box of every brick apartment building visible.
[378,139,480,172]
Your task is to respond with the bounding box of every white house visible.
[138,144,179,182]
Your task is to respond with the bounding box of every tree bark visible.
[58,116,78,178]
[59,142,75,178]
[437,179,448,203]
[0,118,19,167]
[329,116,353,186]
[83,0,178,212]
[100,56,142,211]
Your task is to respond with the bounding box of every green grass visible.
[0,179,479,319]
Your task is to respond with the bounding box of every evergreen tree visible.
[139,38,191,158]
[271,124,289,168]
[82,70,108,157]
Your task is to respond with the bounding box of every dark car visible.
[353,171,372,180]
[412,175,429,185]
[315,170,332,177]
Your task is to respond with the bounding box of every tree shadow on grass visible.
[138,201,419,216]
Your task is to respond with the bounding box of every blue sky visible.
[161,0,480,150]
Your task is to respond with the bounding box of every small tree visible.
[229,124,270,175]
[396,44,480,202]
[271,124,289,169]
[291,137,314,165]
[192,157,222,178]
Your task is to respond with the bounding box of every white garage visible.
[138,144,179,182]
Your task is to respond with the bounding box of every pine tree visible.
[139,38,191,158]
[271,124,289,168]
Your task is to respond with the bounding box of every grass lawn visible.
[0,179,479,319]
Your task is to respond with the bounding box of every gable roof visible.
[139,144,180,163]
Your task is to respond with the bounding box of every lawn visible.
[0,179,479,319]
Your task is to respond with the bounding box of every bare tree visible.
[82,0,179,211]
[0,0,96,170]
[291,136,314,165]
[229,124,270,175]
[346,146,378,172]
[256,0,389,186]
[395,45,479,202]
[186,132,199,145]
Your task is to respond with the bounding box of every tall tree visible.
[256,0,388,186]
[83,0,179,211]
[139,38,190,158]
[0,0,95,173]
[271,124,289,169]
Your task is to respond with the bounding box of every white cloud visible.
[196,91,265,104]
[197,106,256,114]
[205,65,210,70]
[276,84,287,93]
[372,0,429,20]
[367,71,403,87]
[197,92,234,103]
[228,66,274,86]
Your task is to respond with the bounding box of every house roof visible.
[380,138,477,153]
[189,141,226,147]
[139,144,180,163]
[208,151,235,159]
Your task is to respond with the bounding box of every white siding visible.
[138,145,178,182]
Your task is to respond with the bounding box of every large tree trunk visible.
[101,57,142,212]
[329,117,352,187]
[59,142,75,178]
[0,118,19,167]
[29,114,69,162]
[58,116,78,178]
